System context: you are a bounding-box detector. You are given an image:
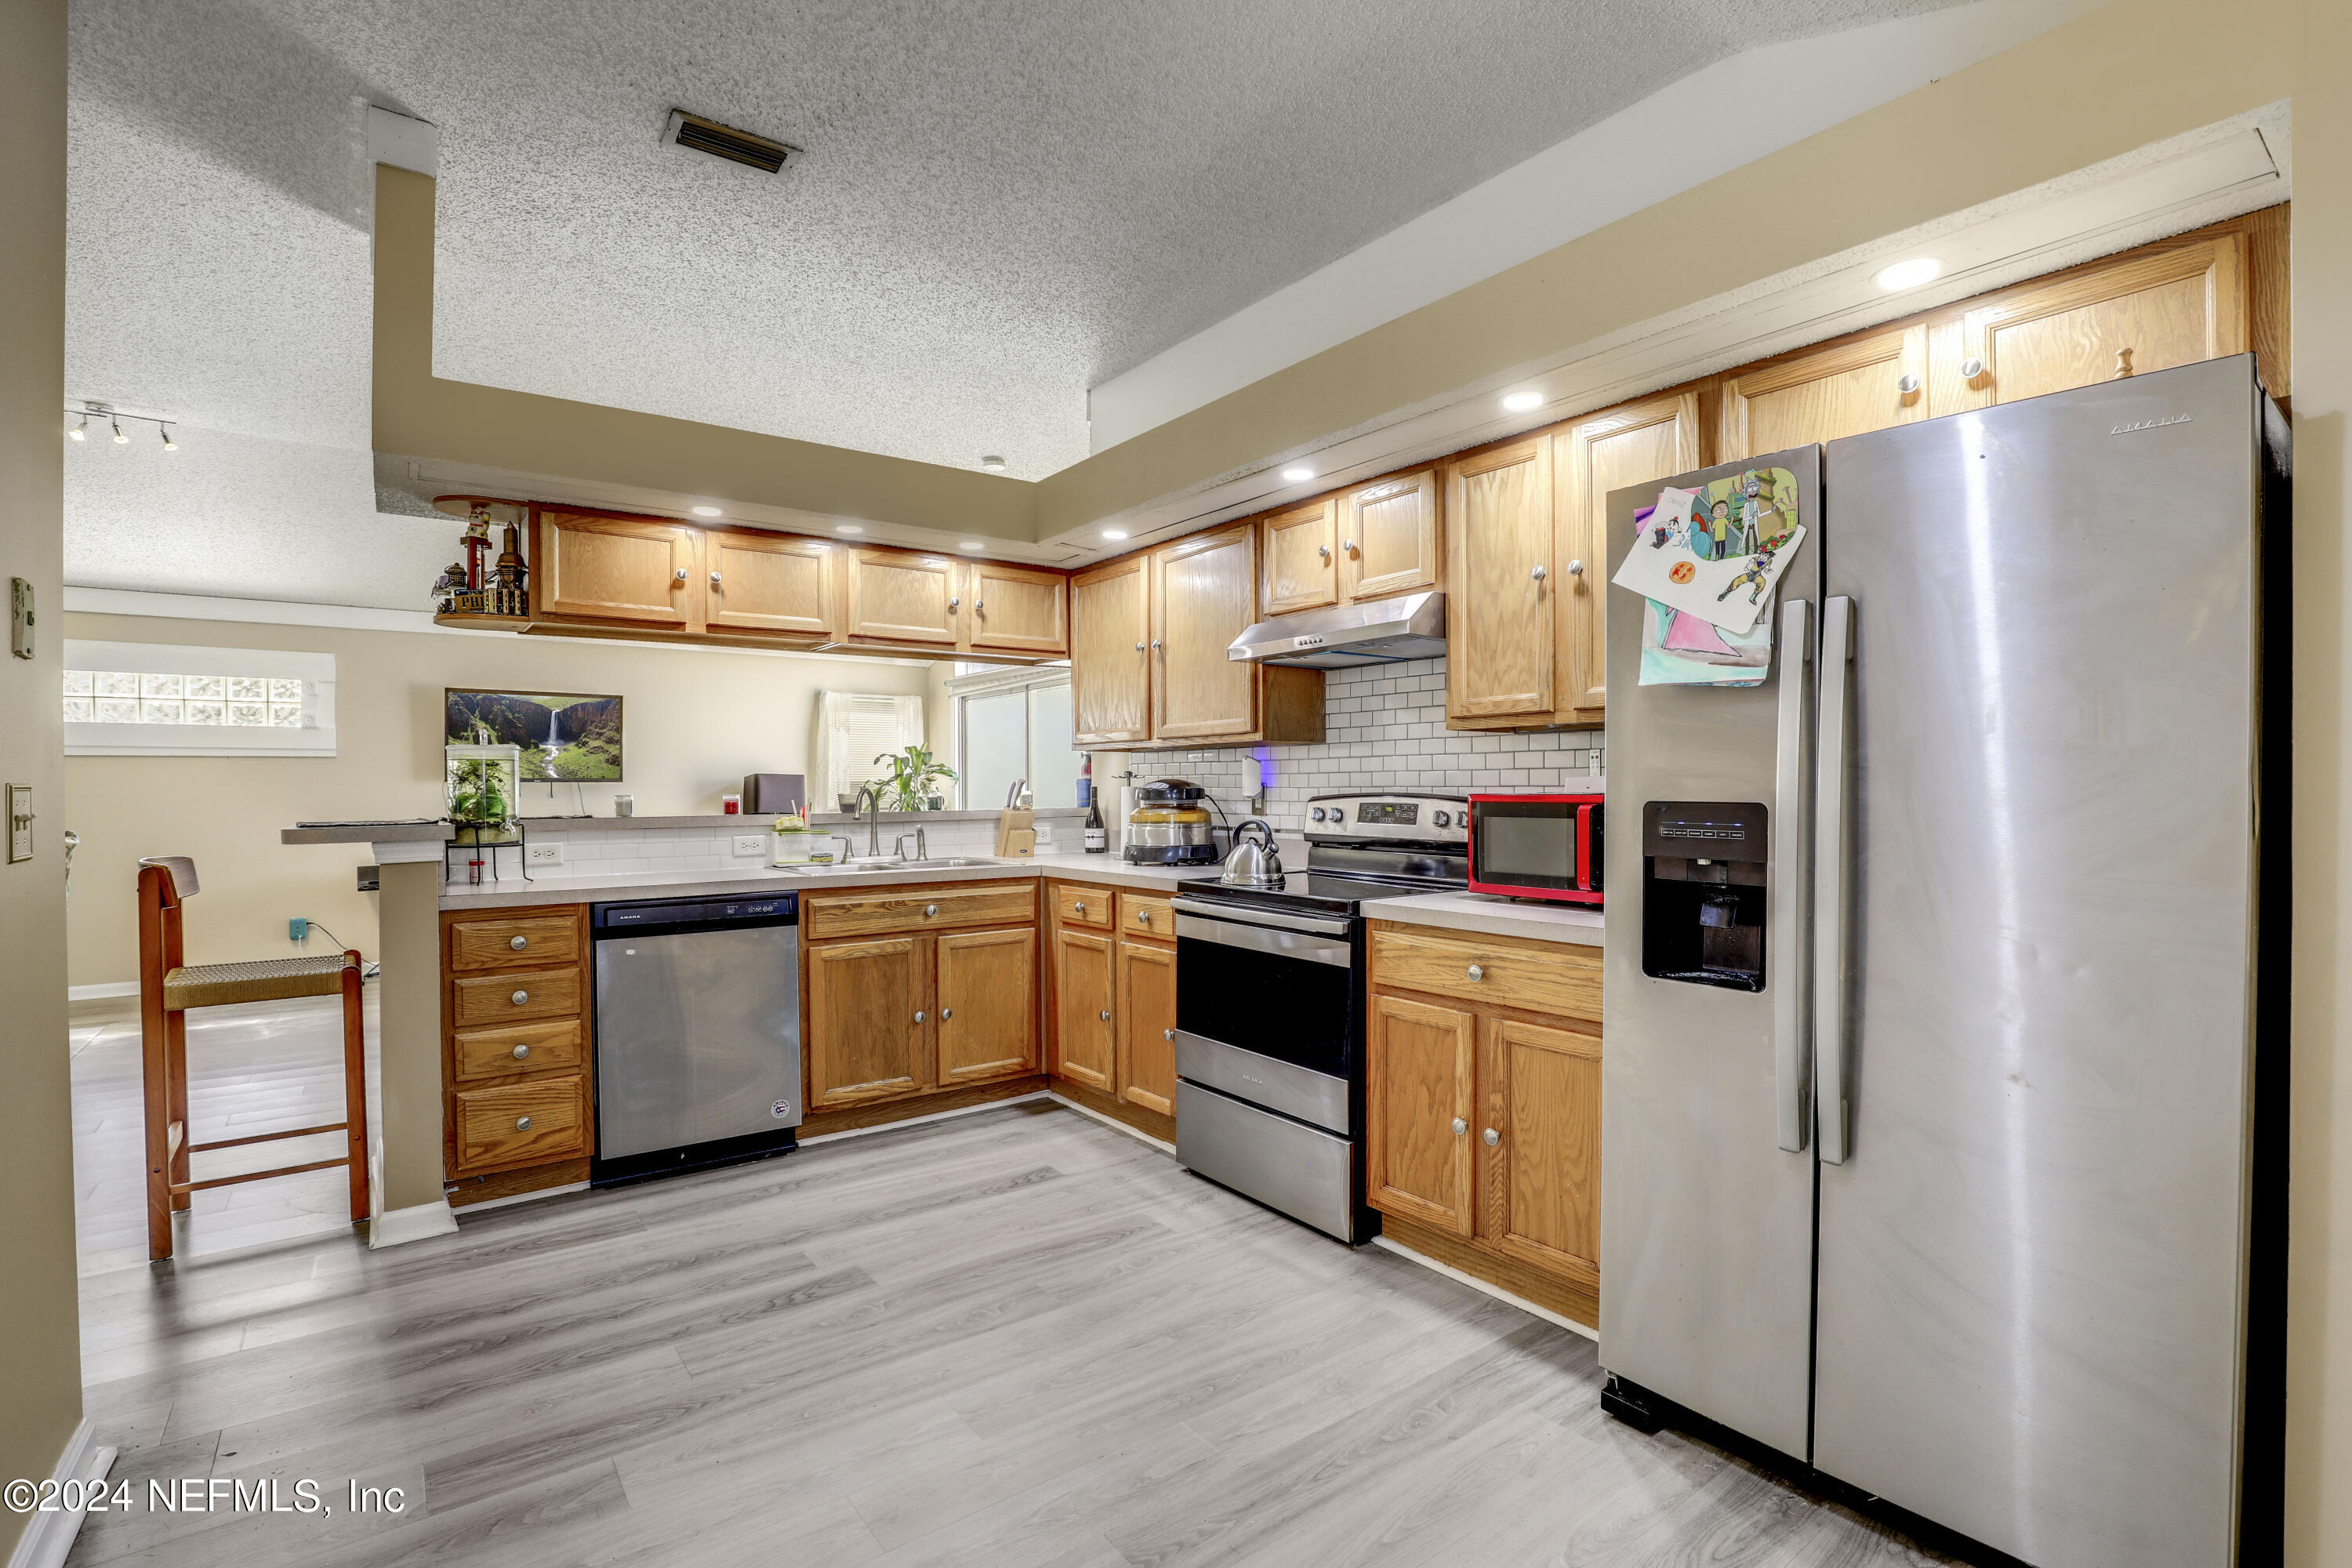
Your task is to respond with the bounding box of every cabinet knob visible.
[1137,909,1152,924]
[975,600,985,613]
[1099,1009,1112,1022]
[949,597,960,610]
[1342,538,1356,554]
[1134,641,1145,652]
[941,1007,953,1020]
[1565,559,1584,576]
[1073,900,1086,914]
[1151,638,1163,650]
[1483,1127,1500,1147]
[510,989,530,1005]
[509,935,528,949]
[514,1116,532,1131]
[924,903,938,917]
[1960,355,1987,382]
[1164,1028,1175,1040]
[1453,1117,1468,1136]
[1530,564,1547,582]
[674,568,688,582]
[511,1043,531,1060]
[914,1010,927,1023]
[1896,372,1922,397]
[1465,964,1484,982]
[1317,543,1330,560]
[2113,347,2135,379]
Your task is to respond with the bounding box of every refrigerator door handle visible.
[1772,595,1814,1154]
[1814,595,1856,1164]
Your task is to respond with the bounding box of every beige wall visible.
[0,0,81,1549]
[60,612,931,985]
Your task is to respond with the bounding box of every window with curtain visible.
[811,691,927,811]
[947,666,1083,811]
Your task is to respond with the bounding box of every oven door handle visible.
[1173,912,1353,967]
[1168,896,1352,937]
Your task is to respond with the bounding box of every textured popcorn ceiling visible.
[65,0,1959,607]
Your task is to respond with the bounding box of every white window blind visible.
[811,691,926,810]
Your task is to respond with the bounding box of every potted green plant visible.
[874,743,957,812]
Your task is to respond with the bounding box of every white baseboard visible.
[796,1091,1051,1146]
[6,1419,117,1568]
[67,982,138,1001]
[368,1198,459,1249]
[1370,1236,1598,1341]
[1047,1092,1176,1154]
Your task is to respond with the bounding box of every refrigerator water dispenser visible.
[1639,800,1768,992]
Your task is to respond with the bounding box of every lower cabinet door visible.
[935,927,1037,1084]
[1054,929,1116,1092]
[1116,938,1177,1117]
[452,1074,586,1174]
[1366,992,1476,1235]
[808,936,928,1109]
[1478,1015,1602,1287]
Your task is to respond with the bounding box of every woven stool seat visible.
[162,953,356,1011]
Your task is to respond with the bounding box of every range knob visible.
[1432,810,1450,829]
[1310,807,1328,822]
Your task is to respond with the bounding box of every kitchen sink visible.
[797,857,1007,873]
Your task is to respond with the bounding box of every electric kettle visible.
[1219,818,1283,887]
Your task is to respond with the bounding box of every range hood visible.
[1227,590,1446,669]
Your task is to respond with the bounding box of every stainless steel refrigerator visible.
[1599,354,2286,1568]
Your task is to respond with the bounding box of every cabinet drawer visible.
[453,1017,585,1084]
[450,913,580,972]
[452,966,583,1029]
[453,1075,586,1172]
[1052,884,1114,929]
[1118,891,1174,940]
[1370,927,1600,1022]
[807,882,1037,938]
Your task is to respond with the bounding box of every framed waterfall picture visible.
[445,688,625,782]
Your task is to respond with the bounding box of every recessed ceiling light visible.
[1501,391,1543,412]
[978,455,1007,473]
[691,505,722,517]
[836,524,864,535]
[959,540,985,550]
[1101,528,1130,542]
[1281,466,1315,483]
[1874,256,1942,292]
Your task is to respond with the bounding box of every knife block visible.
[994,809,1036,857]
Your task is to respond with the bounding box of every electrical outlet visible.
[526,841,565,866]
[731,835,764,858]
[289,917,310,943]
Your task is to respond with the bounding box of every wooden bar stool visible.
[136,856,370,1261]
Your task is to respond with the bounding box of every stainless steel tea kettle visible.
[1219,818,1283,887]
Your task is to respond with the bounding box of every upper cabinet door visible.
[1445,436,1555,723]
[1340,468,1440,603]
[962,561,1069,655]
[1477,1015,1602,1289]
[844,548,960,646]
[1557,393,1699,720]
[536,510,699,626]
[1261,497,1339,615]
[703,531,834,637]
[1951,234,2248,411]
[1152,525,1261,741]
[1071,557,1151,746]
[1717,324,1928,461]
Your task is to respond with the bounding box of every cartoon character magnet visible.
[1610,467,1804,635]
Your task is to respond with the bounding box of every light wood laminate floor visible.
[68,996,1953,1567]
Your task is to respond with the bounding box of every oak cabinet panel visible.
[452,1017,585,1085]
[1053,928,1117,1092]
[1557,394,1700,720]
[1051,882,1113,929]
[1717,325,1928,462]
[845,548,960,646]
[1071,557,1152,745]
[1152,525,1261,741]
[1368,926,1601,1022]
[1366,993,1476,1236]
[1445,437,1554,722]
[1116,937,1178,1118]
[963,562,1068,655]
[1261,497,1339,615]
[449,914,580,973]
[706,532,834,637]
[807,936,928,1108]
[452,966,583,1029]
[1479,1015,1601,1287]
[935,928,1038,1085]
[452,1074,586,1174]
[1341,468,1441,602]
[805,883,1036,940]
[537,511,698,626]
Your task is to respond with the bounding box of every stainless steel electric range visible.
[1169,791,1469,1241]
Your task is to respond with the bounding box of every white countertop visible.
[1368,890,1605,947]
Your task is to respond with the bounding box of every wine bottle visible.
[1083,794,1108,854]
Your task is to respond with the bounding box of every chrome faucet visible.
[855,782,884,856]
[894,828,928,862]
[828,833,858,866]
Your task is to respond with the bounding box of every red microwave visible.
[1467,794,1603,905]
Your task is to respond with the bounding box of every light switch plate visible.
[6,784,32,862]
[9,579,31,659]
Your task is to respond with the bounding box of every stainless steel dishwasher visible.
[590,891,801,1185]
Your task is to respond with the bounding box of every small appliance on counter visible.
[741,772,808,815]
[1467,792,1604,906]
[1123,778,1222,866]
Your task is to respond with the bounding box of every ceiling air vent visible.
[662,109,798,173]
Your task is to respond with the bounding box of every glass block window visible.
[64,641,336,757]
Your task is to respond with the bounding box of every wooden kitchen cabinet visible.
[1479,1014,1601,1285]
[1261,496,1339,615]
[535,509,699,626]
[1339,468,1441,602]
[806,935,930,1108]
[1072,556,1152,745]
[441,903,593,1200]
[1044,881,1178,1138]
[961,561,1068,655]
[1718,325,1927,462]
[1556,394,1700,720]
[935,928,1039,1084]
[1366,992,1477,1236]
[1445,435,1555,724]
[1051,927,1118,1093]
[1152,524,1261,740]
[844,546,960,648]
[705,530,835,638]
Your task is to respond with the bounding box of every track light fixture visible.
[61,401,183,451]
[160,425,177,452]
[111,419,128,445]
[67,415,86,441]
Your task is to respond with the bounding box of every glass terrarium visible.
[445,742,522,842]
